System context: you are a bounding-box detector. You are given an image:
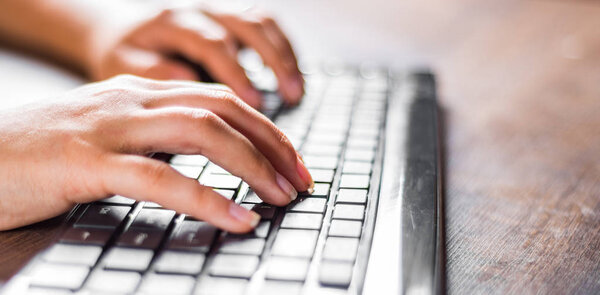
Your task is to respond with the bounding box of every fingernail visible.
[296,155,314,193]
[229,203,260,227]
[287,77,304,101]
[276,172,298,201]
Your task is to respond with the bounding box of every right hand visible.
[0,75,313,233]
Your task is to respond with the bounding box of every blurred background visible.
[1,0,600,293]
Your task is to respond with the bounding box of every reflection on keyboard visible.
[19,64,390,294]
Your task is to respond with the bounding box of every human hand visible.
[87,5,304,108]
[0,75,313,233]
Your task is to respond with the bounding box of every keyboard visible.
[3,63,439,295]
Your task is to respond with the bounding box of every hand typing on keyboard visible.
[0,75,313,232]
[0,0,304,108]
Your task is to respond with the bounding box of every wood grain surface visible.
[1,0,599,294]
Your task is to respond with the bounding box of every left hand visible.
[86,4,304,109]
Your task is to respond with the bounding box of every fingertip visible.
[282,76,304,104]
[295,154,314,193]
[228,202,261,232]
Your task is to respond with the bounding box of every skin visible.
[0,1,313,231]
[0,75,313,233]
[0,0,304,108]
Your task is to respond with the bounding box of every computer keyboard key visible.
[333,204,365,220]
[117,229,164,249]
[339,174,370,189]
[218,237,266,255]
[170,154,208,166]
[308,183,330,197]
[280,213,323,230]
[242,190,262,204]
[130,209,175,231]
[138,273,196,295]
[60,227,113,245]
[100,195,135,205]
[265,257,310,281]
[258,281,303,295]
[43,244,102,266]
[318,261,354,288]
[240,203,276,220]
[154,251,205,275]
[29,263,90,290]
[208,254,260,279]
[271,229,319,258]
[342,161,373,174]
[169,220,218,253]
[194,277,248,295]
[349,130,380,142]
[301,144,342,156]
[329,220,363,238]
[26,287,73,294]
[322,237,360,262]
[279,126,308,137]
[253,221,271,238]
[143,201,163,208]
[215,189,235,200]
[302,155,338,169]
[171,164,203,179]
[86,270,141,294]
[345,149,376,162]
[287,135,304,149]
[103,247,154,272]
[287,197,327,214]
[346,137,378,150]
[206,163,231,175]
[305,133,346,145]
[336,189,368,204]
[200,174,242,189]
[75,205,130,229]
[308,169,335,183]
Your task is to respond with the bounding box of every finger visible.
[117,107,298,206]
[268,21,300,69]
[196,44,263,108]
[99,154,260,233]
[205,12,304,104]
[156,15,263,108]
[109,46,199,81]
[143,83,313,192]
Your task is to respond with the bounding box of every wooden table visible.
[1,0,599,293]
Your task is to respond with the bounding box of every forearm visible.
[0,0,155,75]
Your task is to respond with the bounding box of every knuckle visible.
[248,19,264,30]
[155,8,175,21]
[210,83,234,94]
[260,16,276,27]
[220,92,244,108]
[195,186,218,211]
[178,109,224,131]
[111,73,139,83]
[142,161,171,187]
[278,132,297,160]
[206,37,228,49]
[110,74,155,89]
[194,109,220,126]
